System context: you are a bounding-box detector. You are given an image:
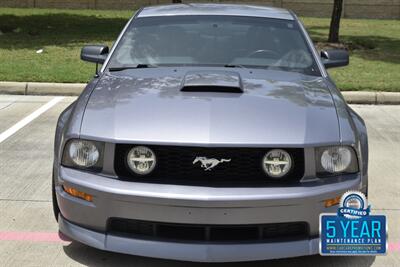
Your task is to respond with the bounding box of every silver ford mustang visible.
[53,4,368,262]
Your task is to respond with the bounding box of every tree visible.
[328,0,343,43]
[172,0,182,3]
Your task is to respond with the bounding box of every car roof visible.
[138,3,295,20]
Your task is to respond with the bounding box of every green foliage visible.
[303,17,400,91]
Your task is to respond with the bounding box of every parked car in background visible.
[52,3,368,262]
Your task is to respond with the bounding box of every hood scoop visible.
[181,70,243,93]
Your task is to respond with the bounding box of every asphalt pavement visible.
[0,95,399,266]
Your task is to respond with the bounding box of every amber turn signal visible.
[63,185,93,202]
[324,196,341,208]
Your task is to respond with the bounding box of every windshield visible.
[108,15,320,76]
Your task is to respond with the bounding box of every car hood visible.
[80,68,340,146]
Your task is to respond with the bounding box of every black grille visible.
[108,218,309,243]
[114,145,304,187]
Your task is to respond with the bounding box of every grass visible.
[302,18,400,91]
[0,8,131,83]
[0,8,399,91]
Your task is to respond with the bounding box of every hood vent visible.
[181,85,243,93]
[181,70,243,94]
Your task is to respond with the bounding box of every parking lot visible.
[0,95,399,266]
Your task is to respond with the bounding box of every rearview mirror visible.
[321,49,349,69]
[81,45,109,64]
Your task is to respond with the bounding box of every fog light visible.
[324,196,341,208]
[262,149,292,178]
[63,185,93,202]
[127,146,156,175]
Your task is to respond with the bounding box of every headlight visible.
[262,149,292,178]
[316,146,358,176]
[127,146,156,175]
[62,139,104,170]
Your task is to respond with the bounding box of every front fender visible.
[54,102,75,166]
[348,106,369,192]
[53,78,100,181]
[324,79,368,194]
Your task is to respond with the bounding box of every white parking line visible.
[0,97,64,143]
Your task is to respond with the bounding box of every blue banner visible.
[320,214,386,255]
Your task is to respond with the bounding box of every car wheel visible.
[52,174,60,222]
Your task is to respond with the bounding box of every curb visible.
[27,82,86,96]
[0,81,86,96]
[342,91,400,105]
[0,81,399,104]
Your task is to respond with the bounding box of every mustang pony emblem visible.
[193,157,231,171]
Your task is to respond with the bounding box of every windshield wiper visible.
[108,64,157,72]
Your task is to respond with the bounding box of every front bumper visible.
[59,215,319,262]
[56,166,363,262]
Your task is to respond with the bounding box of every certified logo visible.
[193,157,231,171]
[338,191,370,219]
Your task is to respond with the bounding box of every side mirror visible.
[321,49,349,69]
[81,45,109,76]
[81,45,109,64]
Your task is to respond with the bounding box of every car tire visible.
[52,174,60,222]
